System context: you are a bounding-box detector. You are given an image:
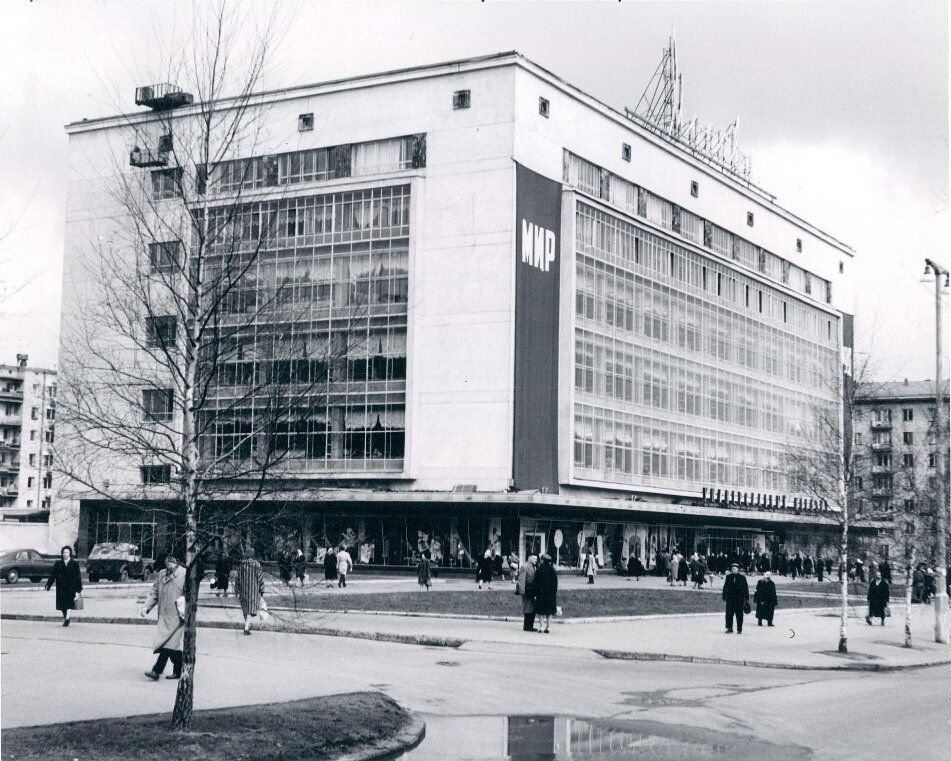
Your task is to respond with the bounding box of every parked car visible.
[0,548,58,584]
[86,543,152,582]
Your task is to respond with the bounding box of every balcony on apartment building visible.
[870,419,893,431]
[870,440,892,451]
[0,387,23,402]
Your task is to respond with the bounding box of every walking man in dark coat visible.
[866,569,890,625]
[754,571,778,626]
[722,562,750,634]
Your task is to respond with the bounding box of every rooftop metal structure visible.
[628,37,753,187]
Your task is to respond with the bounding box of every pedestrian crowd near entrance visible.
[42,536,945,677]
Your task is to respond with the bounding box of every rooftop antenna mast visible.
[632,34,682,138]
[626,36,754,185]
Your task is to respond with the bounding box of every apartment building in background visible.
[854,379,950,559]
[0,354,57,518]
[55,51,879,567]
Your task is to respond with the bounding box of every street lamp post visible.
[922,258,949,644]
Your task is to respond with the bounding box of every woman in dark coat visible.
[533,554,558,633]
[866,570,890,625]
[754,571,778,626]
[213,552,232,597]
[45,546,83,626]
[323,547,337,587]
[677,556,689,585]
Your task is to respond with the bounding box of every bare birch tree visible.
[51,4,359,729]
[784,357,886,654]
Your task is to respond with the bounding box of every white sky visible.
[0,0,947,381]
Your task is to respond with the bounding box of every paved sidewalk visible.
[3,583,948,671]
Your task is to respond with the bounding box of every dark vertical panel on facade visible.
[513,164,562,492]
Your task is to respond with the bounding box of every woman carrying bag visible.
[46,546,83,627]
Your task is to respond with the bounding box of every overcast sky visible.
[0,0,947,382]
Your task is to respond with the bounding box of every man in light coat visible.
[141,554,186,680]
[336,546,353,588]
[517,554,538,632]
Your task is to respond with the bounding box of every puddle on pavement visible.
[393,714,811,760]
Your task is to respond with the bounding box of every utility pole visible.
[923,258,949,644]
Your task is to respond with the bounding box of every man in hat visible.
[722,562,750,634]
[516,554,538,632]
[141,553,186,680]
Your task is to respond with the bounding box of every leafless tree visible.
[783,356,887,654]
[51,3,381,729]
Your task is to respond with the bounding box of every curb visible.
[197,603,841,625]
[592,648,951,672]
[336,713,426,761]
[0,613,464,649]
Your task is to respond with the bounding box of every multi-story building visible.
[54,51,874,567]
[0,355,57,517]
[854,379,950,558]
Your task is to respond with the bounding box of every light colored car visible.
[86,542,153,582]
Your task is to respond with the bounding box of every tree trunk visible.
[904,547,916,648]
[172,246,201,730]
[838,524,848,653]
[172,519,199,729]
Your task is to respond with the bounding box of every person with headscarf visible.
[754,571,778,626]
[476,549,494,590]
[533,554,558,634]
[323,546,337,587]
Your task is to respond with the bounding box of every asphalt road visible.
[2,618,948,760]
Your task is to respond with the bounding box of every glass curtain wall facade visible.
[201,184,410,473]
[570,188,840,497]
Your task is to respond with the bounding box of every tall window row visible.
[196,184,410,474]
[573,328,834,438]
[207,135,425,196]
[575,202,839,351]
[564,151,833,305]
[571,200,840,495]
[575,254,839,390]
[573,403,790,491]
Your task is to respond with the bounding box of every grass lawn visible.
[2,692,412,761]
[777,580,910,597]
[260,587,839,619]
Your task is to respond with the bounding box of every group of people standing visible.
[721,564,778,633]
[515,554,559,633]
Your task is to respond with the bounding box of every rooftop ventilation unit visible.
[135,83,194,111]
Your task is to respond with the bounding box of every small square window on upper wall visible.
[746,212,754,227]
[298,113,314,132]
[796,238,803,253]
[538,96,550,118]
[621,143,632,162]
[453,90,471,110]
[690,180,699,198]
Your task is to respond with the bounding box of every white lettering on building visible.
[521,219,556,273]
